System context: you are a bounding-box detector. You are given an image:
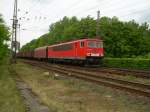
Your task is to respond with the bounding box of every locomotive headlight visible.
[87,53,102,56]
[90,53,99,56]
[100,53,104,56]
[87,53,91,56]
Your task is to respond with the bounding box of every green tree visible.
[0,14,9,61]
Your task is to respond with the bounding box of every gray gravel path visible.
[15,78,50,112]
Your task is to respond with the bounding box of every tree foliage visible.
[21,16,150,58]
[0,14,9,61]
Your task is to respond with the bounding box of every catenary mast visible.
[11,0,18,63]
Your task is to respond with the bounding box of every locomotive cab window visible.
[80,41,84,47]
[97,41,103,48]
[88,41,96,48]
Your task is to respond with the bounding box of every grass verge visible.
[14,61,150,112]
[0,60,26,112]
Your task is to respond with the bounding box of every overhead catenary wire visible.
[18,0,42,18]
[75,0,150,17]
[17,0,150,36]
[18,0,148,22]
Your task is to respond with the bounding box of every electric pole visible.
[11,0,18,63]
[96,10,100,37]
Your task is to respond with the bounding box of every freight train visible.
[17,38,104,65]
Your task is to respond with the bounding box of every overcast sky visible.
[0,0,150,46]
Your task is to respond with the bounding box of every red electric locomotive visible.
[47,38,103,64]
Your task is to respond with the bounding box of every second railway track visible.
[56,64,150,79]
[22,60,150,97]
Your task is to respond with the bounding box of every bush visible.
[102,58,150,70]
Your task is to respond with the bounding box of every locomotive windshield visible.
[88,41,103,48]
[88,41,96,48]
[97,41,103,48]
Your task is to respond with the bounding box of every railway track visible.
[95,68,150,79]
[22,60,150,97]
[56,64,150,79]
